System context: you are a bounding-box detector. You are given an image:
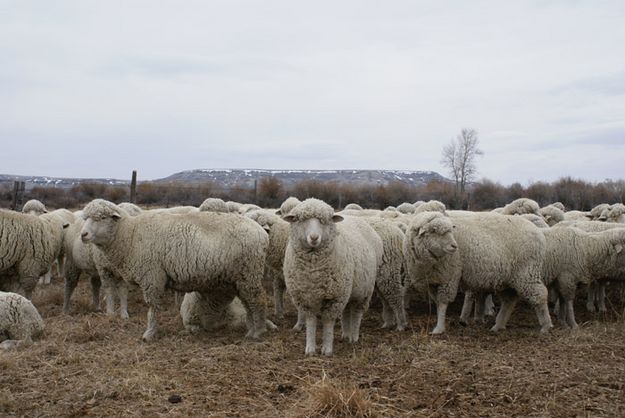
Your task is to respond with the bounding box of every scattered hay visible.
[0,389,15,413]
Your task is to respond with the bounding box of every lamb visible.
[599,203,625,223]
[362,217,407,331]
[275,197,302,217]
[0,291,44,351]
[498,198,540,215]
[0,209,68,298]
[117,202,143,216]
[537,205,565,226]
[541,226,625,328]
[180,293,277,333]
[80,199,270,341]
[283,198,383,356]
[245,210,290,319]
[403,211,551,334]
[198,197,229,213]
[396,203,417,214]
[414,200,446,214]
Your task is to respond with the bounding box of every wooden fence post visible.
[130,170,137,203]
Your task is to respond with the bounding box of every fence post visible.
[130,170,137,203]
[11,181,25,211]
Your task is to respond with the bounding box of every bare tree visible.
[441,128,483,206]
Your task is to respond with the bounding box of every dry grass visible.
[1,279,625,417]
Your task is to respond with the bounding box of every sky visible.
[1,0,625,185]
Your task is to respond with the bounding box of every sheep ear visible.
[283,214,296,223]
[111,212,122,220]
[262,224,271,232]
[274,209,282,216]
[417,227,427,237]
[62,222,70,229]
[615,244,623,254]
[332,214,344,223]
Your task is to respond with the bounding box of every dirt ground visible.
[1,280,624,418]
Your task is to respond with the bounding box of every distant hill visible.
[156,169,449,188]
[0,169,450,190]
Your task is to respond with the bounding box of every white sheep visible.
[541,226,625,328]
[396,203,416,214]
[225,201,243,213]
[599,203,625,223]
[0,291,44,351]
[550,202,565,211]
[413,201,425,208]
[180,293,277,333]
[117,202,143,216]
[414,200,446,214]
[362,217,407,331]
[589,203,610,220]
[498,198,540,215]
[283,198,383,356]
[198,198,229,213]
[22,199,48,215]
[275,197,302,217]
[404,211,551,334]
[537,205,565,226]
[245,210,290,319]
[520,213,550,228]
[80,199,270,341]
[0,209,68,298]
[562,210,591,221]
[343,203,363,211]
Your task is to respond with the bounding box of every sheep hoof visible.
[431,327,445,335]
[490,325,504,332]
[119,311,129,320]
[395,325,406,332]
[266,320,278,330]
[292,323,304,332]
[305,347,316,356]
[141,330,157,342]
[586,304,596,313]
[321,347,333,356]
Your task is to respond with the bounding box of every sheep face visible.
[284,198,343,251]
[408,213,458,260]
[80,199,124,246]
[603,204,625,223]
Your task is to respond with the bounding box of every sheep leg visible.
[63,266,80,314]
[484,294,495,316]
[431,302,448,335]
[350,309,365,343]
[459,292,474,325]
[236,280,268,339]
[393,294,408,331]
[491,292,519,332]
[320,317,335,356]
[557,295,568,326]
[118,282,129,319]
[474,293,487,324]
[104,285,116,315]
[586,283,597,312]
[565,300,579,329]
[304,313,317,356]
[341,308,353,341]
[597,282,607,313]
[273,274,286,319]
[379,294,396,329]
[292,308,305,331]
[142,305,158,342]
[89,275,102,312]
[432,280,458,334]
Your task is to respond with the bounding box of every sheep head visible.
[406,212,458,261]
[80,199,126,247]
[283,198,343,251]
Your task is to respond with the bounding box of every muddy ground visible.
[1,280,624,417]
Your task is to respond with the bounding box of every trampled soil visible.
[1,280,624,417]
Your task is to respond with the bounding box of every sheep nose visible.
[81,232,88,238]
[310,234,319,243]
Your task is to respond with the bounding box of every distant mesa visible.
[0,169,450,190]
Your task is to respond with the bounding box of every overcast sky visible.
[1,1,624,185]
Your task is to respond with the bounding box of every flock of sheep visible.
[1,195,625,356]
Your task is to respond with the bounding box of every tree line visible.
[1,176,624,212]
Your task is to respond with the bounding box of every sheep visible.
[343,203,363,211]
[362,217,407,331]
[550,202,566,211]
[0,291,44,351]
[538,205,565,226]
[396,203,416,214]
[22,199,47,215]
[0,209,68,298]
[499,198,540,215]
[198,197,229,213]
[554,220,625,312]
[80,199,269,341]
[149,206,198,215]
[225,201,243,213]
[62,217,129,318]
[403,211,551,334]
[245,210,290,319]
[541,226,625,328]
[414,200,446,214]
[275,197,302,217]
[589,203,610,220]
[180,293,277,333]
[283,198,383,356]
[413,201,425,208]
[117,202,143,216]
[599,203,625,223]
